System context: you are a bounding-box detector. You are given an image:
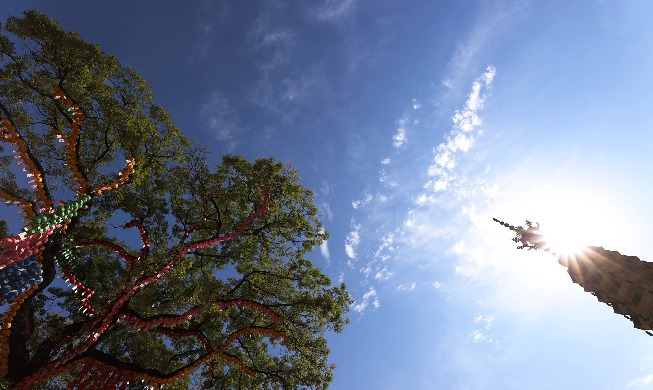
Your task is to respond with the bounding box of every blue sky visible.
[5,1,653,388]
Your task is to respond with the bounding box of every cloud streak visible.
[201,92,242,149]
[392,116,408,148]
[425,65,495,193]
[345,221,361,265]
[351,287,380,313]
[309,0,357,22]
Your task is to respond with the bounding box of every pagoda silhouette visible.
[494,218,653,334]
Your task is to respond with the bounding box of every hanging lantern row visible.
[0,228,53,271]
[118,307,202,330]
[66,363,135,390]
[19,357,142,390]
[0,119,51,212]
[27,194,92,235]
[52,188,271,366]
[92,157,136,196]
[216,299,283,324]
[16,188,272,387]
[124,220,149,262]
[51,86,135,198]
[50,86,91,196]
[0,282,40,377]
[62,268,97,316]
[0,196,91,271]
[0,255,42,303]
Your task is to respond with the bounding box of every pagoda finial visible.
[493,218,546,250]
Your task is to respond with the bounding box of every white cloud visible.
[374,267,393,281]
[319,240,330,261]
[352,287,380,313]
[412,98,422,110]
[469,329,489,343]
[469,314,494,344]
[424,66,495,193]
[345,221,361,264]
[392,116,408,148]
[258,30,294,47]
[319,228,330,262]
[628,374,653,387]
[441,2,524,88]
[483,65,497,86]
[450,133,473,152]
[320,202,334,222]
[452,239,465,255]
[309,0,357,22]
[473,314,495,328]
[201,92,241,146]
[281,67,328,103]
[379,170,398,188]
[317,181,334,222]
[381,158,391,165]
[352,192,373,209]
[398,282,416,291]
[374,234,394,260]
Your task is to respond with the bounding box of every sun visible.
[525,189,620,256]
[496,182,626,257]
[540,220,590,256]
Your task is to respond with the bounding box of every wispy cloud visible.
[374,267,393,281]
[628,374,653,387]
[392,116,408,148]
[469,314,495,344]
[201,92,242,149]
[351,287,380,313]
[425,65,495,193]
[319,228,330,263]
[352,192,373,209]
[343,48,500,323]
[440,2,526,89]
[432,281,445,290]
[344,221,361,265]
[374,233,394,261]
[397,282,416,291]
[309,0,357,22]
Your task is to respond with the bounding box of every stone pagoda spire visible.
[494,218,653,334]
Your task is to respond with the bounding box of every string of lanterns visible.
[19,190,278,388]
[0,255,42,304]
[4,86,288,388]
[0,282,40,376]
[2,86,140,388]
[50,86,91,196]
[116,298,283,330]
[62,268,98,316]
[0,196,91,287]
[0,119,52,212]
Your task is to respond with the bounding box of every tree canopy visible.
[0,10,351,389]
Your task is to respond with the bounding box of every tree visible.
[0,11,351,389]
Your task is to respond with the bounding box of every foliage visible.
[0,10,351,389]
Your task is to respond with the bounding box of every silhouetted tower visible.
[494,218,653,334]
